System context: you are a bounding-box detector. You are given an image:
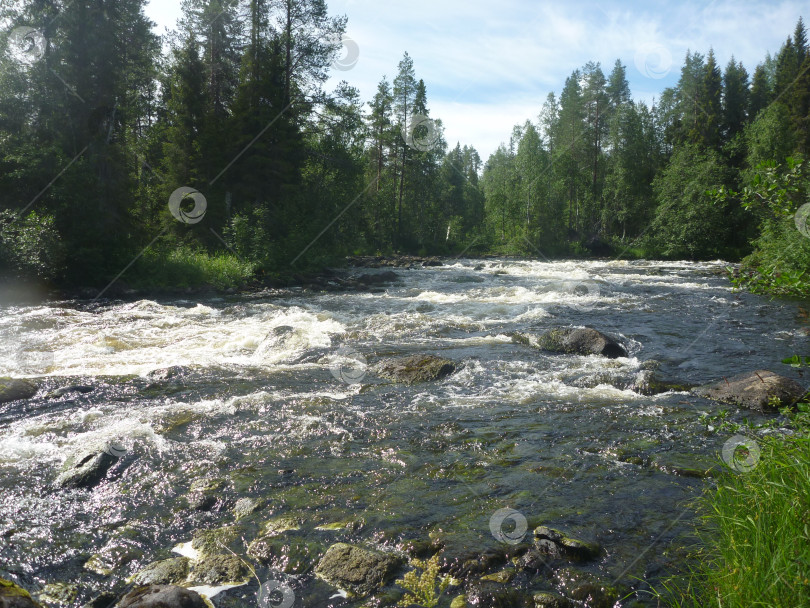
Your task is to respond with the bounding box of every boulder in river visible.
[314,542,403,595]
[188,554,249,585]
[513,328,627,359]
[0,378,38,404]
[533,526,601,562]
[54,447,120,489]
[115,585,207,608]
[0,578,43,608]
[374,355,456,384]
[694,370,806,412]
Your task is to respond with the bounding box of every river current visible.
[0,258,806,606]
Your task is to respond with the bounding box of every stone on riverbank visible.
[115,585,207,608]
[513,328,627,359]
[314,543,403,595]
[54,447,120,490]
[374,355,456,384]
[0,378,37,404]
[694,370,806,412]
[0,578,43,608]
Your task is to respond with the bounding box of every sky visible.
[144,0,806,161]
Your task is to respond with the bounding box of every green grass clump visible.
[659,413,810,607]
[130,246,256,290]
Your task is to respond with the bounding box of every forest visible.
[0,1,808,296]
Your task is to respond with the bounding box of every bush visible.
[0,209,64,281]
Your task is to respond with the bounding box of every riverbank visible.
[658,407,810,607]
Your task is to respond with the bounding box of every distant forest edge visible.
[0,1,808,295]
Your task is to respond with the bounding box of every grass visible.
[658,411,810,607]
[129,246,256,290]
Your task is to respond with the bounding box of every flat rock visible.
[314,543,402,595]
[693,370,806,412]
[0,578,43,608]
[115,585,207,608]
[374,355,456,384]
[54,448,120,489]
[514,328,626,359]
[188,554,249,585]
[0,378,38,404]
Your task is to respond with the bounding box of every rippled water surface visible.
[1,259,806,606]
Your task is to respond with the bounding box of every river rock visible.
[355,270,399,286]
[115,585,207,608]
[514,328,626,359]
[133,557,190,586]
[532,592,573,608]
[533,527,600,562]
[0,578,43,608]
[693,370,806,412]
[314,543,403,595]
[188,554,249,585]
[54,447,120,489]
[627,369,692,395]
[0,378,38,404]
[463,581,529,608]
[247,534,324,574]
[374,355,456,384]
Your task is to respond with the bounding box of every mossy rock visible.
[374,355,456,384]
[232,497,263,520]
[246,534,325,574]
[190,526,239,556]
[650,453,718,478]
[533,527,600,562]
[480,568,516,584]
[554,569,623,608]
[133,557,190,586]
[259,516,304,536]
[0,578,43,608]
[0,378,38,404]
[532,592,573,608]
[694,370,806,412]
[37,583,78,606]
[84,539,144,575]
[449,595,468,608]
[54,447,121,490]
[314,543,403,596]
[188,554,249,585]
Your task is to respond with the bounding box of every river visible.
[0,258,805,607]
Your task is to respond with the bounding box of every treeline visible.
[483,17,810,261]
[0,0,484,288]
[0,2,808,291]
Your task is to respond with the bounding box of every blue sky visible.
[145,0,805,161]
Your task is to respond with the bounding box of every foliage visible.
[0,210,64,281]
[395,554,451,608]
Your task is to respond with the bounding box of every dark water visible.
[1,259,806,606]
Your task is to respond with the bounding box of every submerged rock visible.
[533,527,600,562]
[0,578,43,608]
[355,270,399,286]
[374,355,456,384]
[627,369,693,395]
[115,585,207,608]
[0,378,38,404]
[314,543,403,595]
[54,447,120,490]
[514,328,626,359]
[133,557,190,586]
[694,370,806,412]
[246,534,324,574]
